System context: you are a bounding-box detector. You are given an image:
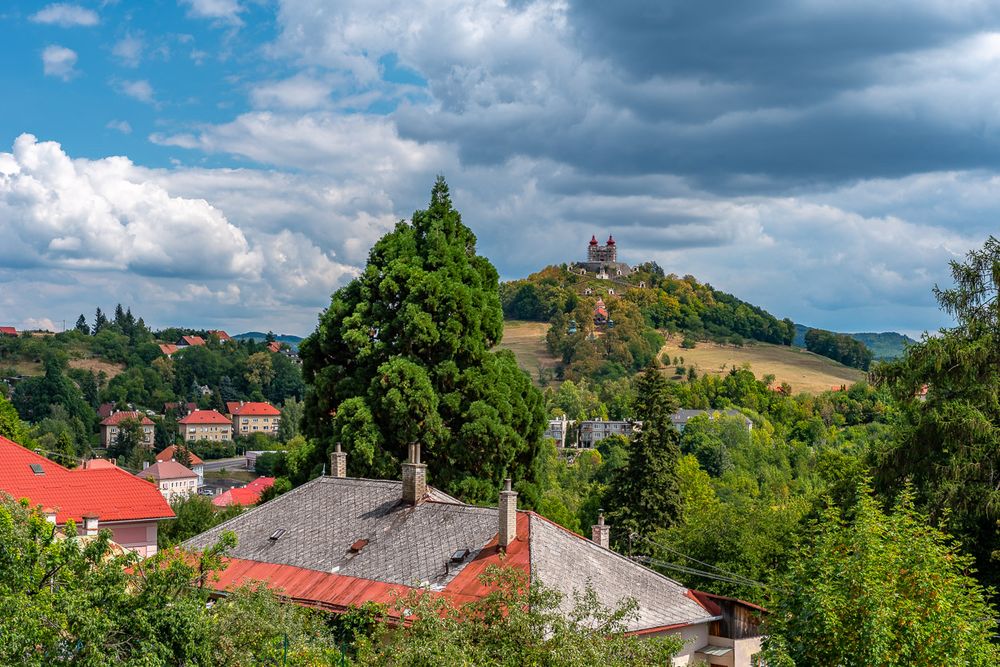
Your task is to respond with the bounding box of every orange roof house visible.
[0,326,17,336]
[228,402,282,437]
[267,341,282,353]
[156,445,205,466]
[177,335,206,347]
[159,344,180,356]
[0,436,173,556]
[209,330,232,342]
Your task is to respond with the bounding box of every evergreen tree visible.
[74,314,89,334]
[605,362,682,544]
[114,303,126,330]
[92,307,108,335]
[873,235,1000,587]
[300,177,545,498]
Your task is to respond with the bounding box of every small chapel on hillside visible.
[574,234,633,277]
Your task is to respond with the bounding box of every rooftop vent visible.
[29,463,44,475]
[450,548,470,563]
[349,539,369,553]
[268,529,285,541]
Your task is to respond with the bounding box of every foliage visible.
[353,565,682,666]
[0,393,32,444]
[872,235,1000,589]
[804,327,873,370]
[300,178,546,500]
[604,363,682,544]
[0,496,337,665]
[157,493,243,548]
[762,486,999,666]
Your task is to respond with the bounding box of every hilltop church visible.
[574,234,633,278]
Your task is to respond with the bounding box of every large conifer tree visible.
[605,362,682,544]
[300,178,545,498]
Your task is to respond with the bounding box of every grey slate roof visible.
[529,515,715,631]
[184,476,495,588]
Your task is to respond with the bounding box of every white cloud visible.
[181,0,244,25]
[112,33,144,67]
[117,79,155,104]
[31,3,99,27]
[41,45,78,81]
[0,134,261,279]
[250,74,334,109]
[22,318,58,332]
[106,120,132,134]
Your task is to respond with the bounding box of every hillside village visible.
[2,185,999,665]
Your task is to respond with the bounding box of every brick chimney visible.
[402,443,427,505]
[498,478,517,550]
[82,513,99,537]
[592,511,610,549]
[330,442,347,478]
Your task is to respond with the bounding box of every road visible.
[201,456,247,471]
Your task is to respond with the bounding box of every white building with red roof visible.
[99,410,155,449]
[228,401,281,437]
[138,461,198,502]
[156,445,205,486]
[177,409,233,443]
[0,436,173,556]
[211,476,275,507]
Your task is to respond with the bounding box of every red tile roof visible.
[178,409,231,425]
[179,335,206,346]
[267,341,282,353]
[231,402,281,417]
[0,436,173,524]
[209,330,232,341]
[100,410,154,426]
[81,458,118,469]
[97,402,117,419]
[225,401,242,416]
[159,344,180,356]
[0,327,17,336]
[212,477,275,507]
[156,445,204,466]
[138,461,197,481]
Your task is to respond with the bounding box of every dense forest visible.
[804,327,874,370]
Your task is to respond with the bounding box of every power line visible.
[631,555,771,589]
[630,532,770,589]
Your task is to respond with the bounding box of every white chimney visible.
[592,512,610,549]
[499,478,517,550]
[143,461,149,470]
[42,507,57,524]
[330,442,347,478]
[82,513,99,537]
[402,443,427,505]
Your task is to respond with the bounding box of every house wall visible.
[100,424,155,449]
[233,415,280,436]
[180,423,232,442]
[157,477,198,502]
[106,520,159,557]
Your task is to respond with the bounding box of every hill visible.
[496,321,561,383]
[660,336,866,394]
[793,324,915,360]
[233,332,304,350]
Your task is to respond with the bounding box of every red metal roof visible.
[211,478,275,507]
[156,445,204,466]
[177,409,231,425]
[231,402,281,417]
[0,436,173,524]
[100,410,154,426]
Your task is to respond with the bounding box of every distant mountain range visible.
[233,332,305,350]
[792,325,916,360]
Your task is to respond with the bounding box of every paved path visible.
[201,456,246,471]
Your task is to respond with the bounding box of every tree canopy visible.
[300,178,546,499]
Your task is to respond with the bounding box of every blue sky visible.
[1,1,997,336]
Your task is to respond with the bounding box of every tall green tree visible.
[0,394,31,444]
[604,362,682,544]
[92,307,108,335]
[872,235,1000,586]
[74,314,89,334]
[761,487,999,666]
[300,178,545,498]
